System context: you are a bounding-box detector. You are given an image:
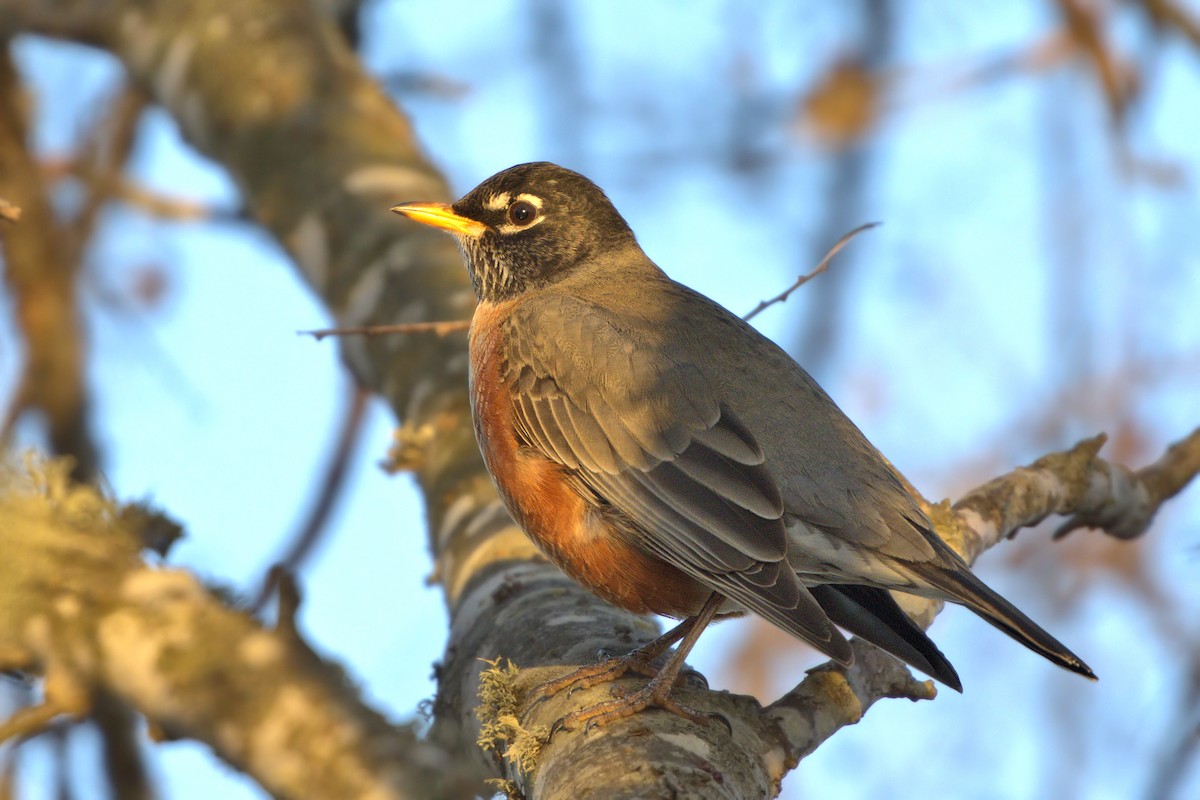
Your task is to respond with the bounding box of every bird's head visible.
[392,162,637,302]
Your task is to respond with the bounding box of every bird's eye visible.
[507,200,537,227]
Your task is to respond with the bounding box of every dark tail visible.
[917,560,1096,680]
[810,584,962,692]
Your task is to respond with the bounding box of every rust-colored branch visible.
[1057,0,1136,126]
[1143,0,1200,48]
[62,84,149,265]
[0,46,97,481]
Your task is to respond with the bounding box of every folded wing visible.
[503,296,853,664]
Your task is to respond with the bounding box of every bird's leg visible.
[548,592,726,734]
[527,615,698,704]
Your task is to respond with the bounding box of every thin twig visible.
[42,158,221,222]
[0,46,100,482]
[63,83,149,267]
[300,319,470,341]
[0,196,19,222]
[251,383,370,612]
[742,221,879,322]
[304,225,879,337]
[109,178,221,221]
[1143,651,1200,800]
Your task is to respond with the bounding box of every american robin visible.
[393,162,1094,730]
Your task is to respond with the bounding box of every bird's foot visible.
[528,606,724,737]
[527,649,661,704]
[547,673,728,736]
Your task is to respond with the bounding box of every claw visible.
[547,717,569,741]
[677,666,709,690]
[706,710,733,737]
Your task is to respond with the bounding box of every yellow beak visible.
[390,201,490,238]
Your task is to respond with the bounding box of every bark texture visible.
[0,2,1197,798]
[0,459,478,799]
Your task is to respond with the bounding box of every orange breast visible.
[469,300,712,619]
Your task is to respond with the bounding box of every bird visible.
[392,162,1095,730]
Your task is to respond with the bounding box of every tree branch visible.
[251,382,370,611]
[742,221,878,323]
[0,44,99,481]
[1,0,501,776]
[428,427,1199,800]
[4,2,1197,798]
[0,456,480,800]
[760,428,1200,769]
[301,319,470,341]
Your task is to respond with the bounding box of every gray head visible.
[393,162,637,302]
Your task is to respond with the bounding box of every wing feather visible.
[495,297,857,658]
[558,398,620,474]
[670,440,783,518]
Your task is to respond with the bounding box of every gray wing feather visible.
[527,395,577,468]
[669,440,783,518]
[584,467,849,657]
[588,396,654,469]
[584,471,756,574]
[499,296,854,655]
[559,399,620,474]
[692,413,765,465]
[634,456,784,560]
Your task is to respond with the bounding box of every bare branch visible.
[1056,0,1137,127]
[1144,0,1200,48]
[938,429,1200,550]
[742,221,878,322]
[61,83,149,265]
[0,46,99,481]
[301,320,471,341]
[0,456,480,800]
[757,429,1200,766]
[251,383,370,611]
[41,157,227,222]
[1135,425,1200,506]
[0,195,18,222]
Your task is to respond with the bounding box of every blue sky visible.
[4,2,1199,798]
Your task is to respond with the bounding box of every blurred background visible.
[2,1,1198,797]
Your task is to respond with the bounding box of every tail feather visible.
[917,560,1096,680]
[894,517,1096,679]
[811,584,962,692]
